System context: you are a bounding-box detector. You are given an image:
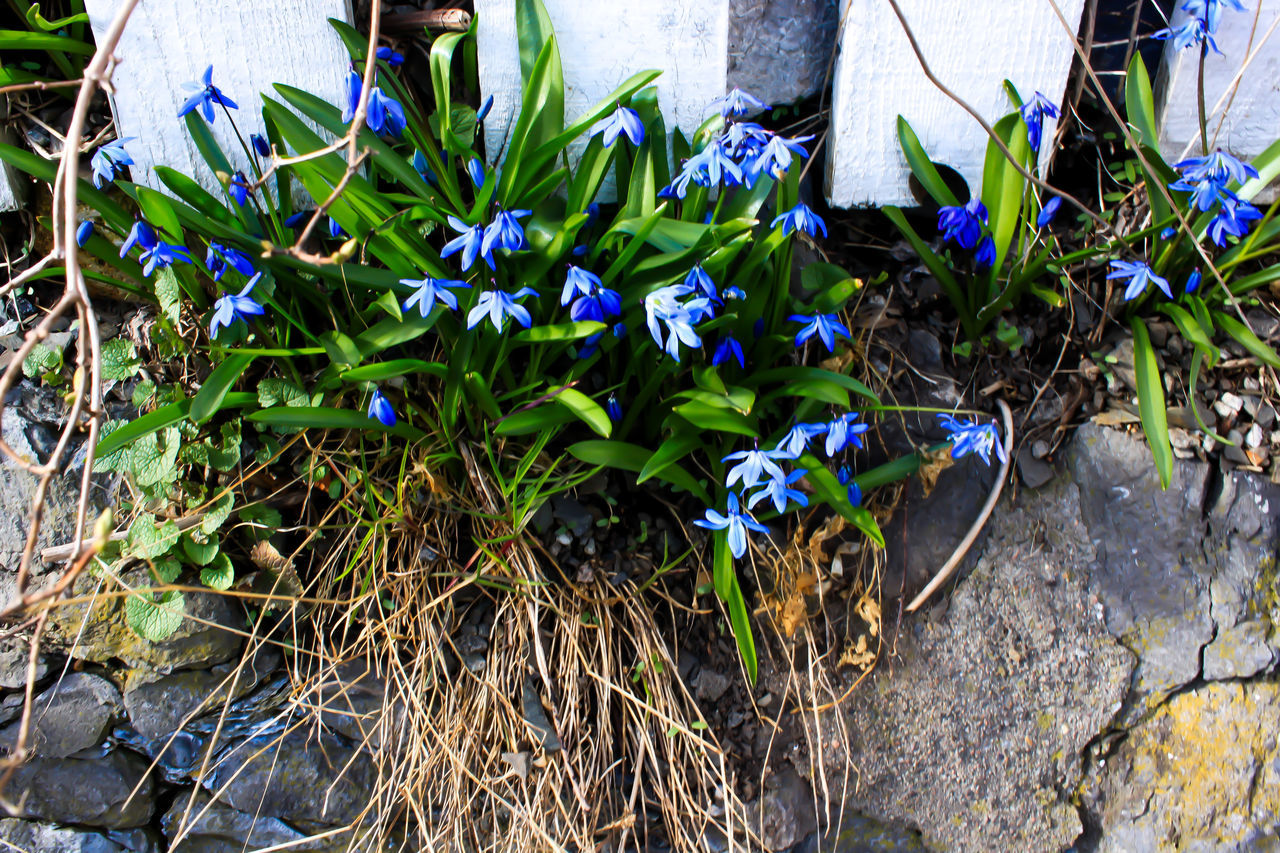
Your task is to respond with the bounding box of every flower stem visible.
[1197,42,1209,155]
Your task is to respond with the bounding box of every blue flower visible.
[938,414,1006,465]
[825,412,870,456]
[723,285,747,301]
[687,140,745,189]
[250,133,271,158]
[1160,226,1178,240]
[789,313,850,353]
[205,242,254,282]
[1182,0,1247,33]
[748,469,809,514]
[1173,150,1258,186]
[561,265,601,305]
[119,220,156,258]
[772,202,827,238]
[139,241,192,277]
[749,133,814,179]
[401,276,470,315]
[937,199,987,249]
[1185,270,1202,293]
[178,65,238,122]
[685,264,718,302]
[476,95,494,122]
[1036,196,1062,228]
[1169,175,1228,212]
[774,422,828,459]
[590,104,645,147]
[328,217,345,239]
[1155,17,1219,52]
[570,284,622,323]
[974,236,996,269]
[708,87,770,118]
[480,207,531,257]
[712,336,745,369]
[694,492,769,559]
[90,137,134,189]
[75,221,94,247]
[376,46,404,67]
[342,69,406,136]
[606,394,623,423]
[466,287,539,332]
[644,284,707,362]
[1019,92,1060,154]
[723,447,788,491]
[412,149,438,184]
[441,215,494,271]
[467,158,487,189]
[1108,259,1172,301]
[228,171,251,206]
[1208,196,1261,246]
[209,272,265,338]
[367,388,396,426]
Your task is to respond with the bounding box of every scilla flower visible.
[1036,196,1062,228]
[748,469,809,515]
[481,207,531,256]
[772,202,827,238]
[606,394,623,423]
[825,412,870,457]
[401,277,470,315]
[209,272,265,338]
[467,287,539,333]
[120,220,157,258]
[75,220,94,247]
[441,215,494,271]
[937,199,987,249]
[723,446,788,491]
[367,388,396,426]
[178,65,238,122]
[590,104,645,147]
[938,414,1006,466]
[1108,259,1172,301]
[90,137,134,188]
[708,87,770,118]
[712,336,745,369]
[789,313,850,353]
[205,242,254,282]
[774,422,828,458]
[694,493,769,559]
[139,241,192,277]
[1019,92,1060,154]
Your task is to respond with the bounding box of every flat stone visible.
[753,769,817,851]
[0,638,52,689]
[162,789,350,852]
[837,475,1134,852]
[0,672,122,758]
[1087,682,1280,852]
[1015,447,1054,489]
[8,750,155,827]
[695,669,731,704]
[727,0,838,107]
[206,728,375,826]
[315,658,404,751]
[123,646,279,739]
[1202,620,1275,680]
[0,819,159,853]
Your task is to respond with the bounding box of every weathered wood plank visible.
[1157,0,1280,169]
[826,0,1087,208]
[83,0,355,201]
[474,0,729,168]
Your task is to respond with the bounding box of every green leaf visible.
[154,267,183,325]
[1124,53,1161,150]
[1213,311,1280,368]
[22,343,62,380]
[101,340,141,381]
[257,378,313,408]
[201,492,236,536]
[1157,303,1219,365]
[320,331,363,368]
[883,206,975,338]
[553,387,612,438]
[672,400,757,437]
[94,394,256,461]
[246,407,426,439]
[1131,319,1173,490]
[494,404,577,436]
[199,553,235,591]
[896,116,960,207]
[0,29,94,54]
[181,534,219,566]
[979,111,1031,288]
[512,321,606,343]
[127,516,182,560]
[131,427,182,488]
[798,454,887,546]
[125,590,185,642]
[723,562,757,685]
[239,504,283,540]
[568,440,709,502]
[340,360,447,383]
[190,353,254,424]
[638,432,702,484]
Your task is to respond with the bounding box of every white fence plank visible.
[826,0,1087,208]
[84,0,355,203]
[1157,0,1280,169]
[474,0,729,170]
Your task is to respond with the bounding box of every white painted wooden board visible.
[826,0,1087,208]
[474,0,729,170]
[1157,0,1280,170]
[84,0,355,203]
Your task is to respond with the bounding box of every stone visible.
[315,658,404,751]
[836,474,1134,852]
[0,819,160,853]
[0,637,52,689]
[162,789,350,852]
[727,0,838,108]
[1086,682,1280,852]
[0,672,123,758]
[521,681,562,753]
[206,728,376,826]
[695,669,731,704]
[1067,422,1215,721]
[123,646,279,739]
[1015,447,1054,489]
[754,769,817,851]
[1106,336,1138,394]
[47,568,242,672]
[8,749,155,827]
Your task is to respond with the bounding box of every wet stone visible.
[9,749,155,828]
[0,819,160,853]
[162,789,351,852]
[0,672,122,758]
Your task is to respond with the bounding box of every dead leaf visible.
[778,593,808,638]
[501,751,532,782]
[838,635,876,670]
[807,514,848,565]
[917,446,956,496]
[250,539,292,572]
[854,595,881,638]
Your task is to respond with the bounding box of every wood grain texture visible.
[826,0,1086,208]
[83,0,355,202]
[1157,0,1280,167]
[474,0,729,170]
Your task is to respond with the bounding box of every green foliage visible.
[21,342,63,384]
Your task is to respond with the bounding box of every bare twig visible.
[906,399,1014,612]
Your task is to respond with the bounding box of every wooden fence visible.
[2,0,1277,212]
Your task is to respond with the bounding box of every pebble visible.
[1224,430,1250,465]
[1258,404,1276,429]
[1246,424,1264,449]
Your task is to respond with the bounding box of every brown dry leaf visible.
[778,593,808,638]
[807,514,848,565]
[854,595,881,638]
[838,635,876,670]
[917,445,956,497]
[819,348,857,374]
[250,539,292,572]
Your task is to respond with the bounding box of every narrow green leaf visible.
[896,116,960,206]
[513,321,606,343]
[568,440,708,501]
[190,353,254,424]
[553,387,612,438]
[1131,319,1173,490]
[1213,311,1280,368]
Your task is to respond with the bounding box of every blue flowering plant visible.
[1,4,896,680]
[884,82,1068,345]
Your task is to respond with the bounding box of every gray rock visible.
[162,789,350,852]
[8,749,155,827]
[838,474,1134,852]
[754,770,817,851]
[1106,336,1138,394]
[1015,447,1055,489]
[728,0,838,107]
[0,672,122,758]
[1067,422,1216,720]
[0,638,52,689]
[815,813,931,852]
[0,819,159,853]
[47,568,242,672]
[521,681,562,753]
[1087,681,1280,852]
[315,658,404,751]
[123,646,279,739]
[206,728,376,826]
[695,669,731,704]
